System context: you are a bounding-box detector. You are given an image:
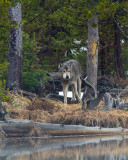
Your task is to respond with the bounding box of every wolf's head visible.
[58,63,72,81]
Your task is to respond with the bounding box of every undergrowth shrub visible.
[22,71,48,93]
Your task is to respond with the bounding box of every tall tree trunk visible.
[6,3,22,91]
[99,42,106,76]
[114,17,125,80]
[86,14,99,98]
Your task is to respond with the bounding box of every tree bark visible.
[86,14,99,98]
[99,42,106,76]
[114,15,125,80]
[6,3,22,91]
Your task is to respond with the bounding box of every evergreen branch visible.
[25,12,44,25]
[113,17,128,39]
[123,8,128,14]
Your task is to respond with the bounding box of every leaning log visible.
[0,119,128,138]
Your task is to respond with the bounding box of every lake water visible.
[0,135,128,160]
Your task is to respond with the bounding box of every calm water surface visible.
[0,135,128,160]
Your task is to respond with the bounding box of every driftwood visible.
[82,85,107,110]
[0,119,128,138]
[0,102,7,121]
[103,92,115,110]
[103,92,126,110]
[0,119,34,138]
[87,88,106,110]
[82,77,96,110]
[35,122,128,136]
[44,93,72,103]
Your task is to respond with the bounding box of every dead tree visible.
[6,3,22,91]
[86,14,99,98]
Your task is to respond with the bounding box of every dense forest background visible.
[0,0,128,97]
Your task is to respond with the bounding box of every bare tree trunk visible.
[6,3,22,91]
[99,42,106,76]
[114,17,125,80]
[86,14,99,98]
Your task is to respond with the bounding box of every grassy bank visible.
[3,92,128,128]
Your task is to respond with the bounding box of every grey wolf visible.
[58,60,82,104]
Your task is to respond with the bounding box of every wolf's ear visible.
[58,63,63,69]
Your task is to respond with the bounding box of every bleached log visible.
[34,122,128,136]
[0,119,128,138]
[0,119,34,137]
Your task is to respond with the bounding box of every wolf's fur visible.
[58,60,82,104]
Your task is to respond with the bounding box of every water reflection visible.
[0,135,128,160]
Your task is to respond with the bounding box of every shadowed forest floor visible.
[3,90,128,128]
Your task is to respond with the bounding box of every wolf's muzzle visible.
[66,75,70,80]
[63,73,70,80]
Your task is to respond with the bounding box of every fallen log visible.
[0,119,34,137]
[34,122,128,136]
[0,119,128,138]
[17,90,37,99]
[10,90,37,99]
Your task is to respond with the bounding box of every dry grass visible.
[4,92,128,128]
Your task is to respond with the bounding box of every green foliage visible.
[21,0,128,77]
[0,0,11,102]
[0,0,128,96]
[122,41,128,73]
[22,0,88,70]
[22,71,47,93]
[0,0,11,63]
[22,32,41,72]
[0,62,9,85]
[0,86,10,102]
[97,1,119,19]
[22,32,48,92]
[71,50,87,72]
[0,62,10,102]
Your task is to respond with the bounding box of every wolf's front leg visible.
[71,85,75,101]
[62,84,69,104]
